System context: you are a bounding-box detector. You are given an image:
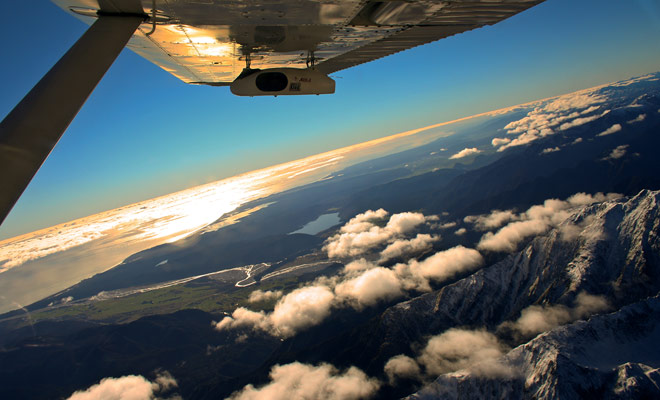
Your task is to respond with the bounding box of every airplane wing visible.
[54,0,545,85]
[0,0,546,227]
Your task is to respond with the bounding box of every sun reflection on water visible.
[0,111,486,312]
[0,110,477,276]
[0,150,348,272]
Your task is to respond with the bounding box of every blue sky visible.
[1,0,659,239]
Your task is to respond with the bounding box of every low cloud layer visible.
[379,234,439,262]
[67,372,177,400]
[385,329,515,383]
[449,147,481,160]
[385,292,608,383]
[248,290,283,303]
[396,246,484,289]
[216,285,335,338]
[217,245,484,338]
[597,124,622,137]
[219,193,619,340]
[500,292,610,337]
[627,114,646,124]
[217,210,484,338]
[491,137,511,147]
[464,210,517,231]
[558,111,610,131]
[469,192,620,252]
[335,267,403,308]
[324,210,434,258]
[228,362,379,400]
[541,147,560,154]
[494,91,610,152]
[603,144,629,160]
[384,355,421,383]
[418,329,513,378]
[385,293,609,383]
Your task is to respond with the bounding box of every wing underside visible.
[53,0,544,84]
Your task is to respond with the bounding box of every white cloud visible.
[464,210,518,231]
[541,147,560,154]
[248,290,283,303]
[335,267,403,308]
[324,210,432,258]
[219,212,485,339]
[491,137,511,147]
[497,128,554,152]
[449,147,481,160]
[67,372,177,400]
[573,291,610,316]
[500,292,610,337]
[218,246,483,338]
[438,222,456,229]
[478,219,549,252]
[343,258,376,274]
[379,234,439,262]
[385,329,518,383]
[597,124,622,137]
[506,304,571,337]
[385,212,427,235]
[228,362,379,400]
[266,286,336,337]
[216,286,335,338]
[384,355,421,383]
[396,246,484,290]
[557,215,601,242]
[498,92,609,151]
[477,192,620,252]
[339,209,389,234]
[417,329,514,378]
[542,93,607,112]
[565,192,620,207]
[571,137,583,145]
[454,228,467,236]
[627,114,646,124]
[602,145,629,160]
[215,308,269,332]
[610,74,657,87]
[580,105,601,115]
[558,111,609,131]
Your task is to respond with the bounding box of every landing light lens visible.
[256,72,288,92]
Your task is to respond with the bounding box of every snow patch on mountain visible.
[406,295,660,399]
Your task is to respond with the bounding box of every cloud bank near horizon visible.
[492,91,611,152]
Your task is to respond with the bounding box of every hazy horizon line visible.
[1,71,656,243]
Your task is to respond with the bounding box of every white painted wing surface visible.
[52,0,545,84]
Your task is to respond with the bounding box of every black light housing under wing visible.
[230,68,335,96]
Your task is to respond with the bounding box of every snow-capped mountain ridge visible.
[383,190,660,342]
[377,190,660,399]
[408,294,660,399]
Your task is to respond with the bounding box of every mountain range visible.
[1,73,660,399]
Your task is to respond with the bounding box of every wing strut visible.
[0,14,144,226]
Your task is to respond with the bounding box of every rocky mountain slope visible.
[389,190,660,398]
[274,190,660,399]
[408,294,660,399]
[383,189,659,343]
